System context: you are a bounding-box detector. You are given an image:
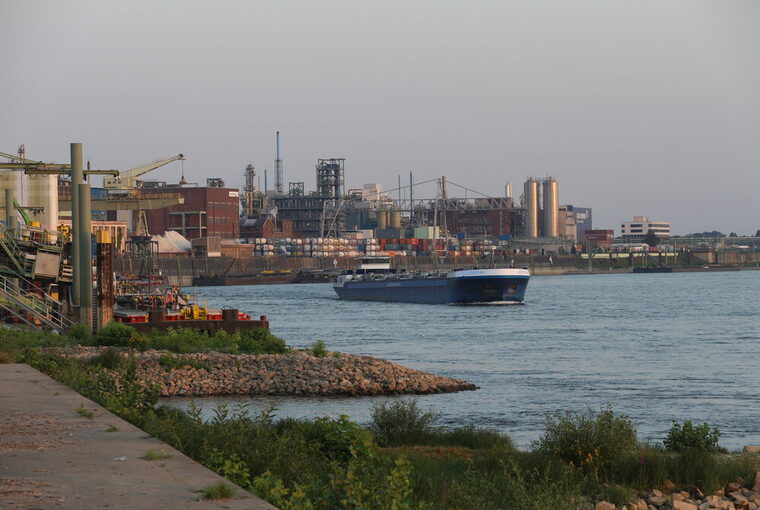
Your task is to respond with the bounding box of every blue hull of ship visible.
[334,275,529,304]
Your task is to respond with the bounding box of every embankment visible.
[55,347,478,397]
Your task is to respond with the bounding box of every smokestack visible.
[274,131,283,194]
[505,181,512,198]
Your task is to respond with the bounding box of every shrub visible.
[664,421,721,452]
[69,323,92,343]
[370,399,441,446]
[310,340,327,358]
[532,405,637,472]
[95,321,136,347]
[90,347,124,370]
[238,328,288,355]
[278,415,373,462]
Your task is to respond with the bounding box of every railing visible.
[0,273,74,333]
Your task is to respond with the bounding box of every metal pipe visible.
[78,183,92,327]
[70,143,83,306]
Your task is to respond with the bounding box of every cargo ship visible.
[333,257,530,304]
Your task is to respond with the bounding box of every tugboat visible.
[333,257,530,304]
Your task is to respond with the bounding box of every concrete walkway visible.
[0,364,276,509]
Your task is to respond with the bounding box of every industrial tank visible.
[542,177,559,238]
[389,209,401,228]
[523,179,539,238]
[377,210,388,230]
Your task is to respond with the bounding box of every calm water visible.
[163,271,760,449]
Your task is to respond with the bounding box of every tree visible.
[755,229,760,237]
[729,232,738,237]
[643,229,660,247]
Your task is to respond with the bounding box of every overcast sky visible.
[2,0,759,234]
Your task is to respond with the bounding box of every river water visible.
[162,271,760,449]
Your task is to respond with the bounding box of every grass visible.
[4,333,758,510]
[106,425,119,432]
[157,353,211,371]
[144,449,172,461]
[77,405,94,419]
[202,481,236,500]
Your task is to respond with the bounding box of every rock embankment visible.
[58,347,478,397]
[595,473,760,510]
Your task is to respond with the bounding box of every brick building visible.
[141,185,240,239]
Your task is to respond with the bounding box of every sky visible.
[1,0,759,235]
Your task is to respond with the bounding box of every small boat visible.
[333,257,530,304]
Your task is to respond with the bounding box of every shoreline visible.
[54,346,478,397]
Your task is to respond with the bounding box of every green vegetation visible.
[310,340,328,358]
[144,449,172,461]
[1,330,756,509]
[90,347,125,369]
[77,404,94,419]
[202,481,237,500]
[158,353,211,371]
[532,405,638,472]
[106,425,119,432]
[0,322,288,359]
[664,420,722,452]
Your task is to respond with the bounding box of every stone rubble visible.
[593,477,760,510]
[53,347,478,397]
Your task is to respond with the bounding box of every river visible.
[162,270,760,449]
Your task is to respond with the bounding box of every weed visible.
[158,353,211,371]
[144,449,172,461]
[0,351,13,363]
[202,481,236,500]
[310,340,327,358]
[77,405,94,419]
[106,425,119,432]
[90,347,124,370]
[331,351,341,358]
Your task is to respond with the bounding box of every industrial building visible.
[141,178,240,239]
[620,216,671,241]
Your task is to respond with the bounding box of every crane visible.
[103,154,184,189]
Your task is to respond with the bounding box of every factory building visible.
[562,205,592,241]
[620,216,670,241]
[585,229,614,247]
[141,178,240,239]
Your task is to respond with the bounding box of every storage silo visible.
[377,210,388,230]
[541,177,559,238]
[389,209,401,228]
[523,178,539,238]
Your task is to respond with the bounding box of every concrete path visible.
[0,364,276,509]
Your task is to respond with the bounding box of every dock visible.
[0,363,276,509]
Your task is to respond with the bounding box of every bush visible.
[90,347,124,370]
[95,321,136,347]
[370,399,441,447]
[532,406,637,472]
[664,421,721,452]
[310,340,327,358]
[68,323,92,343]
[238,328,288,355]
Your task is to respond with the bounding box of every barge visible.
[333,257,530,304]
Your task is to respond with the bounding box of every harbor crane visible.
[103,154,184,189]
